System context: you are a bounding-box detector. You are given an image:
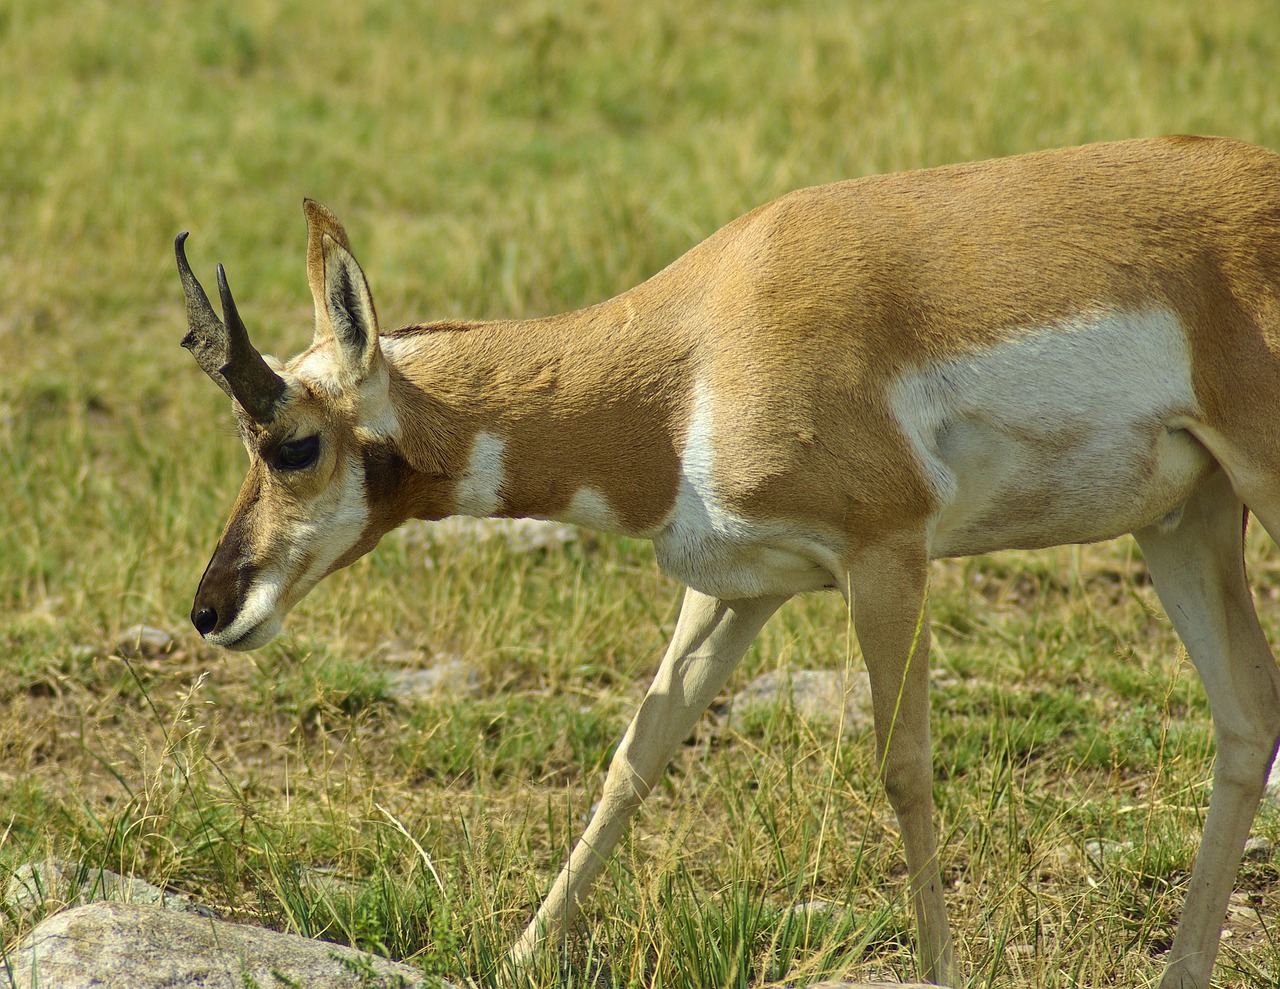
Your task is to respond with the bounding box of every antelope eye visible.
[273,435,320,472]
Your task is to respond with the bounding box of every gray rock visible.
[1243,835,1274,862]
[386,659,481,705]
[6,859,204,917]
[405,516,580,553]
[7,901,458,989]
[114,625,176,658]
[728,668,873,733]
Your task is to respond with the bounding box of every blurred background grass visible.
[3,1,1280,986]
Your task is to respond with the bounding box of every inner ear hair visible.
[327,260,369,353]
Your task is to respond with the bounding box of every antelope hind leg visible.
[1135,472,1280,989]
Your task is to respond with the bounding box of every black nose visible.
[192,607,218,636]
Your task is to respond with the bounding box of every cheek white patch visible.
[292,458,372,591]
[455,432,507,517]
[214,459,372,649]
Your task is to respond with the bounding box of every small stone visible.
[299,866,363,901]
[1265,758,1280,802]
[499,518,581,552]
[1082,839,1133,866]
[1243,836,1273,862]
[787,898,841,918]
[386,658,481,705]
[404,516,581,553]
[1227,893,1262,932]
[114,625,175,658]
[728,668,873,734]
[797,983,939,988]
[67,644,97,664]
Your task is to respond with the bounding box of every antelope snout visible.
[188,562,284,650]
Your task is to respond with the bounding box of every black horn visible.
[215,263,287,422]
[175,232,286,423]
[176,232,234,400]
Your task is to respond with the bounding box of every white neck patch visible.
[455,431,507,517]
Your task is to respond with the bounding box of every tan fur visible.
[185,136,1280,988]
[373,137,1280,548]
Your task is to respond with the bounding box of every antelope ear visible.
[303,199,381,383]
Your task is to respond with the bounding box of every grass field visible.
[4,1,1280,986]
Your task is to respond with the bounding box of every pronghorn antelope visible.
[178,135,1280,989]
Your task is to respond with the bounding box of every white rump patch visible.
[455,432,507,517]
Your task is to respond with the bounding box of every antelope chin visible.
[215,615,284,651]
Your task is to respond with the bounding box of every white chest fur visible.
[651,382,840,598]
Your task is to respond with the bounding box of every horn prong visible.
[215,263,288,423]
[176,232,288,422]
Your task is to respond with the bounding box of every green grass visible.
[4,0,1280,986]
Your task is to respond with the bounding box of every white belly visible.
[890,307,1215,558]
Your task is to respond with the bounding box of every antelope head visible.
[178,201,410,649]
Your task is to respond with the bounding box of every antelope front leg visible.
[848,537,959,988]
[511,588,787,964]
